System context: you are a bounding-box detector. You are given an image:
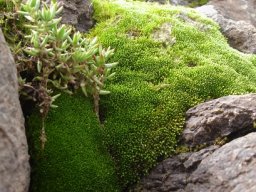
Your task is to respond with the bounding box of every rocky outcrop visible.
[196,0,256,53]
[58,0,94,32]
[182,94,256,146]
[138,132,256,192]
[137,94,256,191]
[0,29,30,192]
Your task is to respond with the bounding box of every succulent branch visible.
[17,0,117,148]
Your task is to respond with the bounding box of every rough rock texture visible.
[185,132,256,192]
[58,0,94,32]
[196,1,256,53]
[208,0,256,26]
[136,145,219,192]
[182,94,256,146]
[0,29,30,192]
[138,93,256,191]
[138,132,256,192]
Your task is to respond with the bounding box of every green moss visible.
[27,93,121,192]
[189,0,209,7]
[89,0,256,188]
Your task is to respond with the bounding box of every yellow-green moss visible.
[88,0,256,188]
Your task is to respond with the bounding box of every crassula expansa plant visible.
[18,0,117,148]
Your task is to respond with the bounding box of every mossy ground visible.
[27,93,121,192]
[89,0,256,188]
[24,0,256,191]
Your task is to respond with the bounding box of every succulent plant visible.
[18,0,117,148]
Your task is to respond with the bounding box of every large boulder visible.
[0,29,30,192]
[182,94,256,146]
[196,0,256,53]
[138,132,256,192]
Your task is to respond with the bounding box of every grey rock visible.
[185,132,256,192]
[182,94,256,146]
[208,0,256,26]
[138,132,256,192]
[136,145,218,191]
[0,29,30,192]
[138,94,256,191]
[58,0,94,32]
[196,0,256,53]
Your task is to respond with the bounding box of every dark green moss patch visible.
[27,93,121,192]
